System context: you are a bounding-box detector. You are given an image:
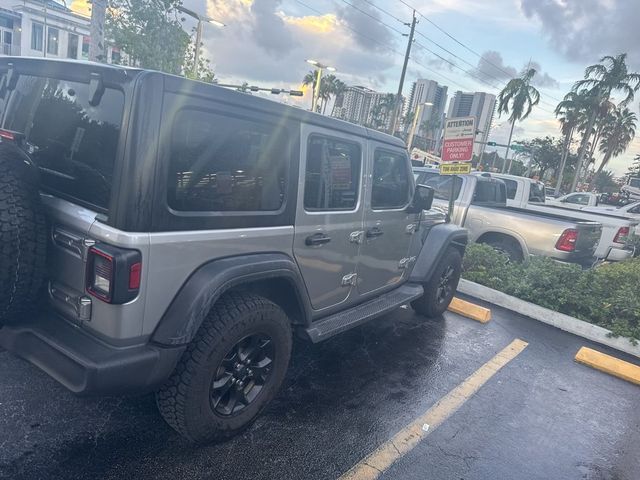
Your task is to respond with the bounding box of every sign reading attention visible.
[442,116,475,162]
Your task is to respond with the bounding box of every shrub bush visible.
[462,243,640,343]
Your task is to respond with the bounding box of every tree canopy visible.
[107,0,190,75]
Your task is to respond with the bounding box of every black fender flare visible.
[151,253,312,346]
[410,223,468,283]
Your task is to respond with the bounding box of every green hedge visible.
[462,243,640,343]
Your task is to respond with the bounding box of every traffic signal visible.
[487,141,497,146]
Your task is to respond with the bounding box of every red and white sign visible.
[442,116,475,162]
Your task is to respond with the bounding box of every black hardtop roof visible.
[0,57,405,149]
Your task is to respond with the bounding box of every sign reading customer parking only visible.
[442,116,475,163]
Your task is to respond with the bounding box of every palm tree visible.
[320,75,346,115]
[302,70,318,111]
[554,91,585,193]
[497,68,541,173]
[589,107,637,188]
[570,54,640,191]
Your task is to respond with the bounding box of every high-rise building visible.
[447,91,496,157]
[331,86,397,130]
[407,79,448,151]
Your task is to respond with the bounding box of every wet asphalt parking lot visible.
[1,298,639,480]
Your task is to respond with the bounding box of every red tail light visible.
[556,229,579,252]
[614,226,630,244]
[0,129,16,140]
[86,245,142,304]
[129,262,142,290]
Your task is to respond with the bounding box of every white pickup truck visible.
[492,173,638,261]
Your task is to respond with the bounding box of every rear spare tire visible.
[0,144,47,324]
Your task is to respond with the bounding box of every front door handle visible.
[305,232,332,246]
[366,227,384,238]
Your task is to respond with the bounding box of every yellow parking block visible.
[448,297,491,323]
[575,347,640,386]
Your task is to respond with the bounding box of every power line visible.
[360,0,407,25]
[294,0,556,116]
[338,0,406,36]
[396,0,564,104]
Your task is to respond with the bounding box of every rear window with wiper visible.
[0,74,124,211]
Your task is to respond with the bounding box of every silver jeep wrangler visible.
[0,58,467,443]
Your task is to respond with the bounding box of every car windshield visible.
[0,74,124,211]
[630,178,640,188]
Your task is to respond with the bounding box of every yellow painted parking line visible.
[575,347,640,386]
[339,339,528,480]
[448,297,492,323]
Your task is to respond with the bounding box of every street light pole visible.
[306,60,335,113]
[312,67,322,112]
[176,5,225,78]
[194,19,203,77]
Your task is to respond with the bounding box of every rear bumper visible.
[0,313,185,395]
[605,246,635,262]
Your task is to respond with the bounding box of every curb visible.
[457,279,640,359]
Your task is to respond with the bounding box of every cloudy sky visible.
[71,0,640,175]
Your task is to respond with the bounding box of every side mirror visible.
[407,184,434,213]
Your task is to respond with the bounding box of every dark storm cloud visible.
[520,0,640,68]
[475,51,558,88]
[250,0,297,55]
[337,0,396,52]
[182,0,397,88]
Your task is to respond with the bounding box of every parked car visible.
[547,192,600,209]
[0,57,468,444]
[413,168,602,264]
[492,173,638,261]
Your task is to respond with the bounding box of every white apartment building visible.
[0,0,119,62]
[447,91,496,157]
[407,79,448,152]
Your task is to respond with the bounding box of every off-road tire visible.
[411,247,462,318]
[0,145,47,324]
[156,292,292,444]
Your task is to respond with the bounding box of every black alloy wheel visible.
[211,333,275,416]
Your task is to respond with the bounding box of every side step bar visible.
[305,283,424,343]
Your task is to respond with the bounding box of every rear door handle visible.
[366,227,384,238]
[305,232,332,246]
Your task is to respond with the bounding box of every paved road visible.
[1,300,638,480]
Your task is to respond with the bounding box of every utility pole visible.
[89,0,107,62]
[389,10,417,136]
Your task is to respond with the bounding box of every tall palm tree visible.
[570,54,640,191]
[320,75,346,115]
[590,107,637,188]
[497,68,541,173]
[554,91,583,193]
[302,70,318,111]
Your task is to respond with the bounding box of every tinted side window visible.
[473,180,506,204]
[628,204,640,214]
[564,194,586,205]
[423,175,462,200]
[529,182,546,202]
[3,75,124,210]
[503,179,518,200]
[168,110,289,212]
[372,149,410,209]
[304,135,361,210]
